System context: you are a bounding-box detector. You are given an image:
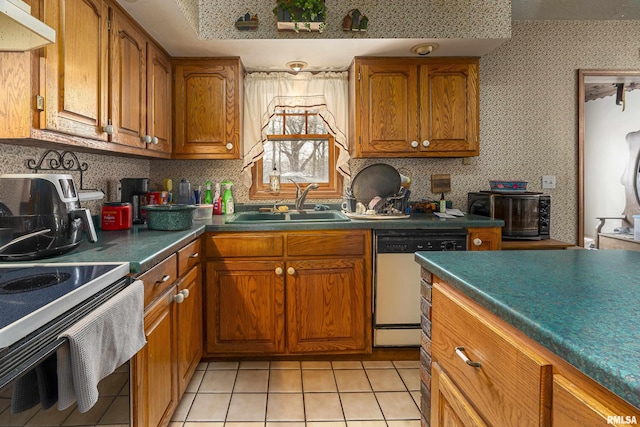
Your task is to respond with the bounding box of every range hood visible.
[0,0,55,51]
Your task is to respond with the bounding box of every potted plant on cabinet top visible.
[274,0,326,32]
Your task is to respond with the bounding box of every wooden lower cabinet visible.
[204,230,372,356]
[431,362,488,427]
[176,264,203,397]
[206,260,286,354]
[429,279,640,427]
[132,238,203,427]
[467,227,502,251]
[286,258,366,353]
[132,286,178,427]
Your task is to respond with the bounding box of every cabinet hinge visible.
[358,71,361,81]
[108,19,111,31]
[36,95,45,111]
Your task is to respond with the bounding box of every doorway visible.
[578,70,640,248]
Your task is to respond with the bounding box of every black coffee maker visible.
[120,178,149,224]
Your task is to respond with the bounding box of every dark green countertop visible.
[415,249,640,410]
[13,211,500,273]
[24,224,206,274]
[205,212,503,231]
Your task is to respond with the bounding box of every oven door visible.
[493,195,541,238]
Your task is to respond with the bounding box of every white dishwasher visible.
[373,229,467,346]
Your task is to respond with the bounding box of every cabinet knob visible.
[287,267,296,276]
[473,238,483,246]
[103,124,114,135]
[189,252,199,259]
[422,140,430,147]
[275,267,283,275]
[226,142,234,151]
[455,346,481,368]
[180,289,190,299]
[410,140,419,148]
[151,136,159,145]
[173,293,185,304]
[141,135,152,143]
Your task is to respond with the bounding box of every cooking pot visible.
[0,174,98,260]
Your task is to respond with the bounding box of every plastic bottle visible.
[221,180,234,214]
[213,183,222,215]
[269,165,280,192]
[177,178,191,205]
[204,181,213,204]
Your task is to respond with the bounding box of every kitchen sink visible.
[227,210,350,224]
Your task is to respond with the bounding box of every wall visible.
[0,143,150,215]
[3,21,640,244]
[151,20,640,245]
[195,0,511,40]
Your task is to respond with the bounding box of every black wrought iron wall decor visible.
[25,150,93,190]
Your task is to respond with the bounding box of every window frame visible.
[250,133,343,200]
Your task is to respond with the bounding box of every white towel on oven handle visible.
[57,279,146,413]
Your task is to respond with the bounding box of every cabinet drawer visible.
[206,233,284,258]
[287,231,366,257]
[139,254,178,307]
[432,282,552,426]
[178,238,201,276]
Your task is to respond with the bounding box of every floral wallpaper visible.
[3,20,640,245]
[196,0,511,40]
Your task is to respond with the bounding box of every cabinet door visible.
[132,287,178,427]
[42,0,109,140]
[431,362,489,427]
[176,265,203,398]
[419,60,479,156]
[110,9,147,149]
[174,60,241,159]
[146,43,172,154]
[355,60,420,157]
[467,227,502,251]
[205,260,285,355]
[286,258,367,353]
[553,374,640,427]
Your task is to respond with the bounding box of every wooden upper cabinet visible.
[350,57,479,158]
[110,8,147,150]
[419,61,479,156]
[173,58,244,159]
[42,0,109,140]
[146,43,172,154]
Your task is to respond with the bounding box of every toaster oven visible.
[468,191,551,240]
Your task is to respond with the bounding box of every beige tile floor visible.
[170,360,422,427]
[0,360,421,427]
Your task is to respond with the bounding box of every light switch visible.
[542,175,556,189]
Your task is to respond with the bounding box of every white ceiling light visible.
[286,61,308,72]
[410,43,439,56]
[0,0,56,51]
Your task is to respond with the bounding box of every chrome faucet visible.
[289,179,320,211]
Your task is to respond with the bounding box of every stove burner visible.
[0,272,71,294]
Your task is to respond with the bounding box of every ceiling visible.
[115,0,640,72]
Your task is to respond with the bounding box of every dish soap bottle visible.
[269,165,280,192]
[204,181,213,204]
[213,183,222,215]
[221,180,234,214]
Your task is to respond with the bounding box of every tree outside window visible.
[251,109,343,200]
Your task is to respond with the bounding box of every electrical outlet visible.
[542,175,556,189]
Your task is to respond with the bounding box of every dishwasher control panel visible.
[375,229,468,253]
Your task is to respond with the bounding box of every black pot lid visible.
[351,163,401,202]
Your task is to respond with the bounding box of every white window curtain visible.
[241,71,350,189]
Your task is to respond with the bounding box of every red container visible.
[145,191,169,205]
[101,202,133,230]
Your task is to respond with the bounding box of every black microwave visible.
[467,191,551,240]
